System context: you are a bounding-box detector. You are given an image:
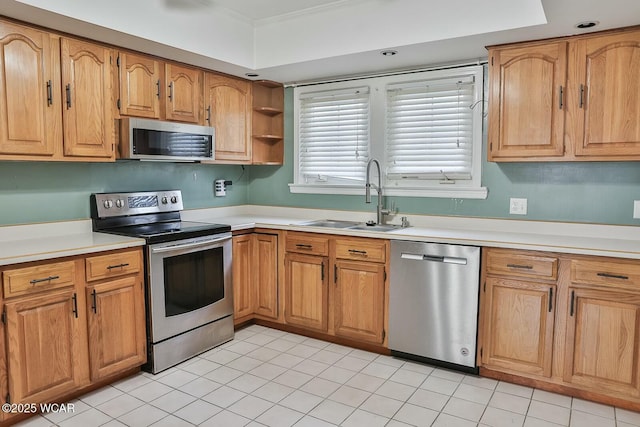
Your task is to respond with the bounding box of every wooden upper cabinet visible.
[488,42,568,160]
[0,21,62,158]
[60,38,115,159]
[165,63,202,124]
[117,52,161,119]
[570,29,640,157]
[564,287,640,398]
[204,73,252,162]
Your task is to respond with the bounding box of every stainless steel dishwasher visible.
[389,240,481,373]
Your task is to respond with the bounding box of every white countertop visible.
[2,205,639,266]
[0,220,145,266]
[183,205,640,260]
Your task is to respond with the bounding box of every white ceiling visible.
[1,0,639,83]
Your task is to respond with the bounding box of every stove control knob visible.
[115,199,125,208]
[103,200,113,209]
[161,196,168,204]
[170,195,178,204]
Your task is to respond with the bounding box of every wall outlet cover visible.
[509,198,528,215]
[634,200,640,219]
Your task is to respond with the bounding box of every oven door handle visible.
[151,237,229,253]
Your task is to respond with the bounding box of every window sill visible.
[289,183,488,199]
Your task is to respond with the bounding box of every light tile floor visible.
[14,324,640,427]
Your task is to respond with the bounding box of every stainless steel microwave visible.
[119,118,215,162]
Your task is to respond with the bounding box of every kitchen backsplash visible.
[0,161,249,225]
[248,88,640,226]
[1,88,639,227]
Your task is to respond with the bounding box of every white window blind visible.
[386,75,476,180]
[298,86,370,184]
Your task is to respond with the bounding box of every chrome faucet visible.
[365,158,390,225]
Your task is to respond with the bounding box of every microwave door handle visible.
[151,237,228,254]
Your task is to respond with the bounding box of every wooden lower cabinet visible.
[334,260,385,344]
[232,233,279,323]
[253,234,278,319]
[0,248,146,423]
[482,277,555,377]
[564,287,640,398]
[480,247,640,408]
[284,253,328,332]
[86,275,146,381]
[232,234,254,321]
[5,288,88,404]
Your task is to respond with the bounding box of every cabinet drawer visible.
[85,250,141,282]
[286,234,329,256]
[3,261,76,298]
[334,238,387,263]
[486,250,558,280]
[571,258,640,288]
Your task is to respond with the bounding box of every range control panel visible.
[93,190,184,218]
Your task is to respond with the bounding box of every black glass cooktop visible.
[106,221,231,244]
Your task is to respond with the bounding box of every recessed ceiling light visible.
[380,50,398,57]
[575,21,599,29]
[245,73,259,78]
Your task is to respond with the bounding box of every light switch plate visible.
[509,198,528,215]
[634,200,640,219]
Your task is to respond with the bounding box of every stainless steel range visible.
[91,190,234,373]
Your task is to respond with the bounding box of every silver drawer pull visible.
[30,275,60,285]
[597,272,629,280]
[507,264,533,270]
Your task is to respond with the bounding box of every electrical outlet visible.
[634,200,640,219]
[509,198,528,215]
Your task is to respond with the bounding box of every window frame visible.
[289,65,488,199]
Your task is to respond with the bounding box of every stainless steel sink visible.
[298,219,404,232]
[298,219,361,228]
[348,224,403,232]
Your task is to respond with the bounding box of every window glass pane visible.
[298,87,370,184]
[386,76,475,179]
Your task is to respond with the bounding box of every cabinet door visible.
[86,276,146,381]
[204,73,252,162]
[481,277,556,377]
[118,52,161,119]
[232,234,254,321]
[5,288,86,404]
[334,260,385,344]
[254,233,278,319]
[0,21,62,157]
[564,287,640,397]
[165,63,202,124]
[284,253,328,332]
[61,38,115,159]
[571,30,640,157]
[488,42,567,160]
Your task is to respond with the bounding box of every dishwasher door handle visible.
[400,252,467,265]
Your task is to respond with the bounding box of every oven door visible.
[147,232,232,343]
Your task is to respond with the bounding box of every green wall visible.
[1,88,640,227]
[0,161,248,225]
[248,88,640,226]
